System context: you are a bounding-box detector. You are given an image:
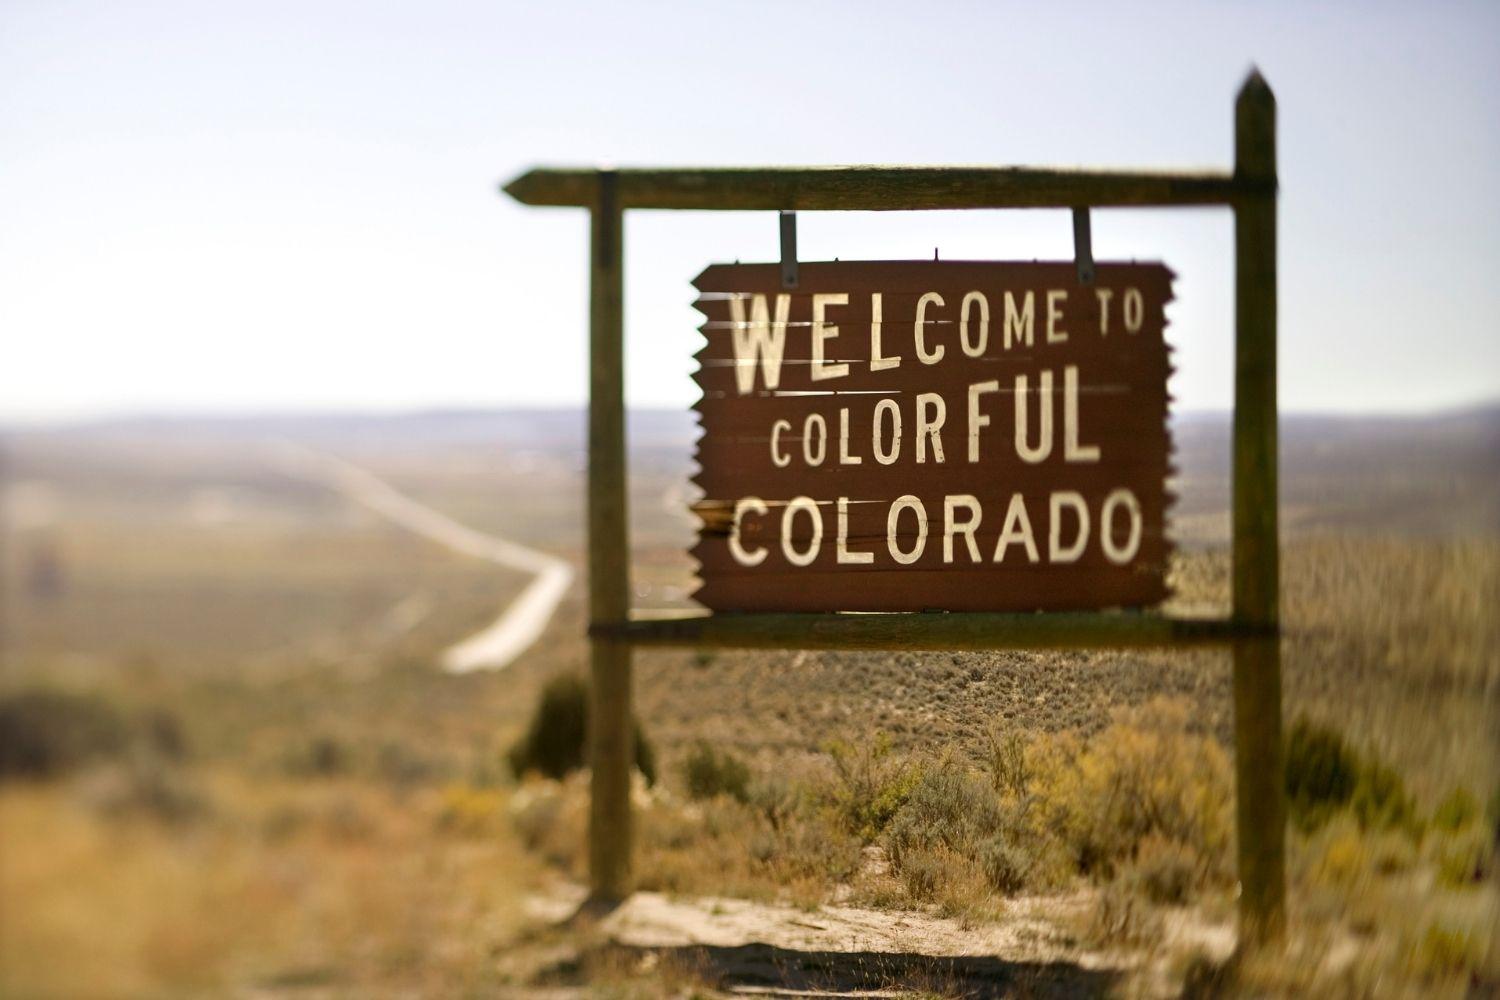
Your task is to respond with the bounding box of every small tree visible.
[681,742,750,802]
[507,673,654,785]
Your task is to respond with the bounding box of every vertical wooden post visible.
[1231,70,1286,944]
[588,171,633,900]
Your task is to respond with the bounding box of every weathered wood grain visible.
[504,166,1268,211]
[1230,70,1286,945]
[587,175,633,901]
[594,610,1269,650]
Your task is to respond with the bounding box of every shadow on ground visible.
[536,940,1122,998]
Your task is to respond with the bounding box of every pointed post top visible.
[1237,66,1275,106]
[500,169,535,202]
[1235,68,1276,181]
[502,168,599,207]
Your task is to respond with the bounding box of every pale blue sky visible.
[2,0,1496,422]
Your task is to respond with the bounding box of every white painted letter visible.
[872,398,901,465]
[729,293,790,394]
[1095,287,1115,336]
[916,392,947,464]
[810,293,850,382]
[1063,365,1100,463]
[914,292,945,364]
[1046,289,1068,343]
[943,494,982,564]
[1004,291,1034,349]
[770,419,792,468]
[802,413,827,467]
[729,496,768,567]
[836,497,873,564]
[1014,371,1054,463]
[838,407,862,465]
[870,292,900,371]
[1123,287,1144,333]
[887,495,928,565]
[781,496,823,567]
[992,493,1040,563]
[967,380,999,463]
[1048,491,1089,563]
[1100,488,1143,564]
[959,291,989,357]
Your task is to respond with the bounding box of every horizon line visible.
[3,397,1499,434]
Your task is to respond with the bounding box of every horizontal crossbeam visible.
[502,166,1269,212]
[592,610,1274,651]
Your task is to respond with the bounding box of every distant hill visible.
[1173,405,1499,537]
[4,404,1496,538]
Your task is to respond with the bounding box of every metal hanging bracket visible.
[779,211,798,289]
[1072,207,1095,285]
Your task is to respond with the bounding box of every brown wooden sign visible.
[690,260,1175,613]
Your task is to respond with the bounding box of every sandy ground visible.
[273,442,574,673]
[515,873,1238,998]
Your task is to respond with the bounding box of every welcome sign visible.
[690,260,1175,613]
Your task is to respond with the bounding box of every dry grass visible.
[0,771,537,998]
[630,537,1499,805]
[504,686,1495,993]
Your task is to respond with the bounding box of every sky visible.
[2,0,1497,423]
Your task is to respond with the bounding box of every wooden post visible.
[587,172,633,900]
[1231,69,1286,944]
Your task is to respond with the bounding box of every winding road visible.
[275,443,574,673]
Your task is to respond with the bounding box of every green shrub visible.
[885,761,1002,867]
[281,734,352,778]
[1431,786,1479,833]
[1283,717,1420,835]
[894,846,947,900]
[1412,922,1484,978]
[824,731,919,841]
[1351,759,1415,832]
[1434,829,1492,889]
[1369,830,1417,874]
[1311,820,1367,885]
[1284,717,1359,829]
[681,742,750,803]
[634,724,657,787]
[437,783,506,837]
[1128,835,1198,904]
[760,809,863,885]
[1031,699,1232,884]
[507,675,587,780]
[983,721,1029,800]
[979,834,1030,894]
[884,759,1033,897]
[0,689,129,780]
[748,774,800,832]
[506,673,654,786]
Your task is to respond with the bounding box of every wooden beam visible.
[586,172,633,901]
[593,611,1269,651]
[1230,68,1287,945]
[503,165,1266,212]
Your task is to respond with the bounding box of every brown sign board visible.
[690,260,1175,613]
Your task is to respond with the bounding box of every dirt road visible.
[274,443,574,673]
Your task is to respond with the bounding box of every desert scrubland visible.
[1,408,1496,997]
